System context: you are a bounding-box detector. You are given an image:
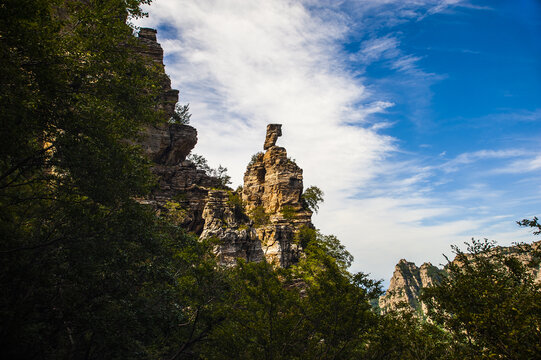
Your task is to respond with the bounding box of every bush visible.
[227,191,246,219]
[248,152,264,167]
[249,206,270,227]
[188,153,231,187]
[280,205,297,220]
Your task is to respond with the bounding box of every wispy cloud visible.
[493,154,541,174]
[354,35,400,64]
[440,149,529,173]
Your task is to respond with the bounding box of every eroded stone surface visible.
[200,124,313,267]
[263,124,282,150]
[140,124,197,166]
[135,28,224,233]
[379,260,444,315]
[200,190,264,265]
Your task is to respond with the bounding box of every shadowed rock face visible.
[136,27,193,167]
[135,28,223,233]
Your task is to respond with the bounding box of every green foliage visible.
[8,1,540,359]
[248,152,264,167]
[367,307,453,360]
[295,256,382,359]
[0,1,226,358]
[295,225,317,249]
[187,153,231,187]
[302,185,324,213]
[280,205,297,220]
[314,233,354,269]
[163,200,187,224]
[518,216,541,235]
[200,261,302,359]
[227,190,247,220]
[296,228,354,269]
[422,238,541,359]
[200,250,382,359]
[249,206,270,227]
[169,103,191,124]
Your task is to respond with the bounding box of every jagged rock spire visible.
[264,124,282,150]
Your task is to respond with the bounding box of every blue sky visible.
[135,0,541,284]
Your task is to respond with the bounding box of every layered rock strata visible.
[201,125,314,267]
[135,28,224,233]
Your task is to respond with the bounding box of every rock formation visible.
[201,124,314,267]
[135,28,224,233]
[135,29,314,267]
[378,260,444,315]
[263,124,282,150]
[379,241,541,315]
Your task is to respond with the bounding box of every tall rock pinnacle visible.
[263,124,282,150]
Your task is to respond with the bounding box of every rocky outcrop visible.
[379,241,541,316]
[243,127,312,224]
[200,124,314,267]
[379,260,444,315]
[135,30,313,267]
[200,190,264,265]
[138,28,178,116]
[242,125,312,266]
[135,28,224,233]
[139,124,197,166]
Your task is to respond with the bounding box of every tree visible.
[198,231,382,360]
[170,103,192,124]
[365,306,453,360]
[200,261,304,360]
[302,185,324,213]
[518,216,541,235]
[187,153,231,187]
[421,238,541,359]
[0,1,226,358]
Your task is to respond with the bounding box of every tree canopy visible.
[422,238,541,359]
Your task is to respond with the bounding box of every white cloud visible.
[440,149,529,173]
[493,154,541,174]
[354,35,400,64]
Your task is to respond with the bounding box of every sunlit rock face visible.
[200,125,314,267]
[379,260,444,315]
[200,190,264,264]
[263,124,282,150]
